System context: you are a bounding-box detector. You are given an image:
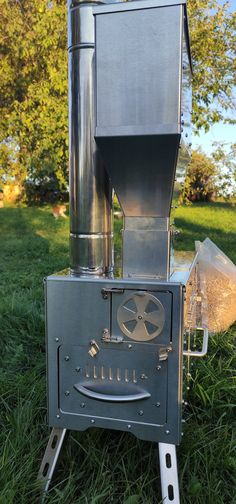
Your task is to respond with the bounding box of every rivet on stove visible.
[55,338,59,342]
[80,402,85,408]
[91,419,95,424]
[56,414,60,419]
[65,355,70,361]
[75,367,81,372]
[65,390,70,396]
[127,424,131,429]
[138,410,144,416]
[165,430,170,435]
[155,402,161,407]
[128,344,132,349]
[156,365,161,371]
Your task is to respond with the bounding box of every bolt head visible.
[165,430,170,435]
[155,402,161,407]
[91,419,95,424]
[65,390,70,396]
[65,356,70,361]
[80,402,85,408]
[55,338,59,342]
[75,367,81,372]
[128,344,132,349]
[138,410,144,416]
[156,365,161,371]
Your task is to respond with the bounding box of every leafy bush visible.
[180,151,218,203]
[24,175,68,205]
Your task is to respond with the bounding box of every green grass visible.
[0,203,235,503]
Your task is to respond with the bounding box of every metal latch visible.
[102,329,124,343]
[158,345,172,362]
[88,340,100,357]
[101,287,124,299]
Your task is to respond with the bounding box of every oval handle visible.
[74,383,151,402]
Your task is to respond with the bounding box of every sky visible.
[192,122,235,156]
[191,0,236,155]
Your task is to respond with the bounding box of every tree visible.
[0,0,235,200]
[180,150,218,202]
[0,0,68,201]
[188,0,236,131]
[211,141,236,198]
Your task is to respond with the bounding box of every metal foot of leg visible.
[158,443,180,503]
[38,427,67,493]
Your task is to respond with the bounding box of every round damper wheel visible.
[117,291,165,341]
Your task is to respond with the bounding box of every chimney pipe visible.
[68,0,115,276]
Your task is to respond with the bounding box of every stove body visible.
[46,277,184,444]
[46,0,192,448]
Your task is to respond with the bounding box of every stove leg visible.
[38,427,67,494]
[158,442,180,503]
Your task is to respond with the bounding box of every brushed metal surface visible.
[59,343,168,425]
[68,3,95,49]
[122,218,170,279]
[94,2,191,220]
[96,135,180,217]
[117,291,165,340]
[46,275,184,444]
[95,6,182,131]
[74,382,151,402]
[37,428,67,493]
[93,0,188,15]
[123,229,171,279]
[68,1,113,274]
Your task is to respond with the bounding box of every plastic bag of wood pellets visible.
[197,238,236,333]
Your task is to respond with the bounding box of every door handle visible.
[74,382,151,402]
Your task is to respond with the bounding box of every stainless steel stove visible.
[38,1,208,502]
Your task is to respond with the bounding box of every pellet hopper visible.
[38,1,208,502]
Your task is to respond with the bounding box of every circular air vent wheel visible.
[117,291,165,341]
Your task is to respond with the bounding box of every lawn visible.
[0,203,235,504]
